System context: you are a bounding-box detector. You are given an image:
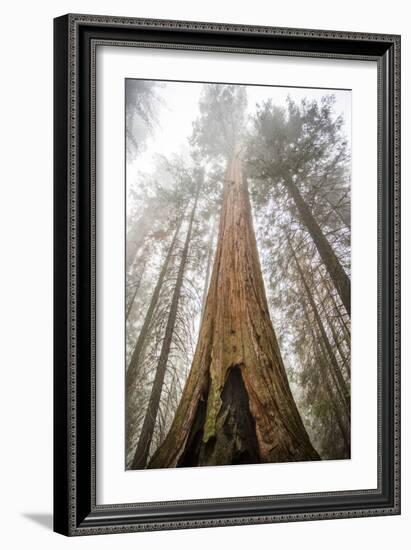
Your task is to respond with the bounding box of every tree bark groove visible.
[149,157,319,468]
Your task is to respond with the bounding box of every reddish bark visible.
[149,157,319,468]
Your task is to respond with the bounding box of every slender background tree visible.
[126,80,351,469]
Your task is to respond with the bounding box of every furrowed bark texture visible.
[149,157,319,468]
[200,215,216,320]
[282,174,351,316]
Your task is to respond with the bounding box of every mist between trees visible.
[125,79,351,470]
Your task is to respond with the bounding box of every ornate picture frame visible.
[53,13,400,536]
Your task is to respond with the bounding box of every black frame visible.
[54,13,401,536]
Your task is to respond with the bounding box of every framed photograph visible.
[53,14,400,536]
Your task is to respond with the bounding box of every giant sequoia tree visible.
[149,85,319,468]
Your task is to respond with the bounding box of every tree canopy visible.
[125,80,351,468]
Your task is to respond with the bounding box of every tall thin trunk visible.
[160,370,176,443]
[323,303,350,377]
[301,301,350,453]
[322,270,351,345]
[282,174,351,316]
[132,187,200,469]
[126,261,146,320]
[316,347,350,454]
[126,216,152,271]
[126,218,183,447]
[200,215,216,319]
[317,330,351,423]
[313,270,351,376]
[288,238,350,417]
[323,194,351,229]
[150,157,319,469]
[311,152,351,229]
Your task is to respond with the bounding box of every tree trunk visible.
[322,303,350,377]
[200,215,216,319]
[126,216,152,271]
[149,157,319,469]
[322,270,351,349]
[288,238,351,418]
[126,218,183,448]
[131,187,200,469]
[301,301,350,454]
[316,346,351,454]
[316,267,351,377]
[126,260,146,321]
[282,174,351,316]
